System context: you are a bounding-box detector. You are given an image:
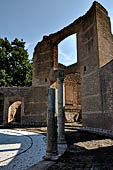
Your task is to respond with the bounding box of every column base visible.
[57,140,67,144]
[43,152,59,161]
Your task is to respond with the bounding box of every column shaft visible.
[44,88,58,160]
[57,70,66,143]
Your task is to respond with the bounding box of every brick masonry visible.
[0,1,113,131]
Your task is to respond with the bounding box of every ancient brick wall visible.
[32,1,113,128]
[22,86,48,126]
[0,87,48,126]
[0,93,4,124]
[78,3,103,128]
[64,72,81,122]
[100,60,113,130]
[96,4,113,67]
[32,6,82,124]
[33,1,113,130]
[32,37,54,87]
[1,1,113,130]
[0,87,30,125]
[48,63,81,123]
[81,2,113,128]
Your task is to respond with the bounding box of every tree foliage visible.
[0,38,32,87]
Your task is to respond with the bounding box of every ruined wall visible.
[96,4,113,67]
[64,72,81,122]
[49,62,81,122]
[0,93,4,124]
[32,1,113,128]
[32,10,82,88]
[32,5,82,124]
[0,87,48,126]
[18,2,113,129]
[78,3,102,128]
[32,38,54,87]
[0,87,29,125]
[22,86,48,126]
[78,2,113,128]
[1,1,113,130]
[100,60,113,130]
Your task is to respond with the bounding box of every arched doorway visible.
[8,101,22,124]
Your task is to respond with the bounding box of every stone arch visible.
[4,96,24,125]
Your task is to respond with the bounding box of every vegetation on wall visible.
[0,37,32,87]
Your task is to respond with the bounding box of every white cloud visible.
[25,42,33,49]
[25,41,37,50]
[25,41,37,60]
[58,34,77,66]
[58,47,77,66]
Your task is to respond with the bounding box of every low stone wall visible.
[80,126,113,138]
[0,86,48,126]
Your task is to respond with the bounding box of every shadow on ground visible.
[47,130,113,170]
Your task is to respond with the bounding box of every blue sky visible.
[0,0,113,66]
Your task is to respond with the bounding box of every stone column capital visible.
[57,69,65,83]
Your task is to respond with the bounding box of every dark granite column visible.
[44,88,58,160]
[57,70,66,144]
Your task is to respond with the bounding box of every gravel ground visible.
[47,130,113,170]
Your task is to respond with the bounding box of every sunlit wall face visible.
[58,34,77,66]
